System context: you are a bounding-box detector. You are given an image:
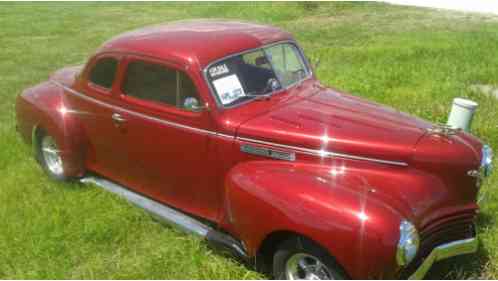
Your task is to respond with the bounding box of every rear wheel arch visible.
[32,121,87,179]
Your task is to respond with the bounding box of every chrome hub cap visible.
[41,136,64,176]
[285,253,333,280]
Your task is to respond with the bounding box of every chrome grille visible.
[399,209,477,278]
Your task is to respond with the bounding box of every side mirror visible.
[268,78,280,91]
[183,97,207,112]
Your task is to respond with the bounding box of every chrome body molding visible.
[52,81,408,167]
[241,143,296,161]
[81,175,249,259]
[237,137,408,167]
[81,176,212,237]
[408,237,478,280]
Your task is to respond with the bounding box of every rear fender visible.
[18,81,87,177]
[222,160,407,279]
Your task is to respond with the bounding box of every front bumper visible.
[408,237,478,279]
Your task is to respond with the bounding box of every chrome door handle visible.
[111,113,126,123]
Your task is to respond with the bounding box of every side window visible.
[88,57,118,89]
[122,60,201,110]
[122,61,177,106]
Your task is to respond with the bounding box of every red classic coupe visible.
[16,20,493,279]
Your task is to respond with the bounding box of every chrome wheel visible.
[41,135,64,176]
[285,253,333,280]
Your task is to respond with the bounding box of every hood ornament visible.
[426,124,461,137]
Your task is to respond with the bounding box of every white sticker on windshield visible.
[212,74,246,105]
[209,64,229,77]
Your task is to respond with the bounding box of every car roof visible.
[97,19,294,69]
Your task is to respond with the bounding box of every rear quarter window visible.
[88,57,118,89]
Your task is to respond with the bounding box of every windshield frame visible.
[202,40,313,109]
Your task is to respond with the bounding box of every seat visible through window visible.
[122,61,177,106]
[122,60,202,110]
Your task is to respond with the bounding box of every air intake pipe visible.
[447,98,478,132]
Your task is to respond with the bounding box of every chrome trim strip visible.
[216,133,234,140]
[241,143,296,161]
[81,176,212,237]
[52,81,407,167]
[237,137,408,167]
[408,237,478,280]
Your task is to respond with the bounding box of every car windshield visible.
[206,42,310,107]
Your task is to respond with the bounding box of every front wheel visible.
[273,237,346,280]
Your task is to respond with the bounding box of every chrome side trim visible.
[80,176,212,237]
[237,137,408,167]
[52,81,407,167]
[408,237,478,280]
[241,143,296,161]
[81,175,250,260]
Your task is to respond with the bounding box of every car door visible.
[68,54,132,184]
[113,55,221,221]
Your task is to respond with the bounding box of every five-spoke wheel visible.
[285,253,334,280]
[273,236,346,280]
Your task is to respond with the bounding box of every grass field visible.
[0,2,497,279]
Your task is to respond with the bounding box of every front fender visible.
[222,160,407,279]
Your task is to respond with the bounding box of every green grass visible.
[0,2,497,279]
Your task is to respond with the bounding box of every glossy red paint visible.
[16,20,483,279]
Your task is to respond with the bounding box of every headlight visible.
[481,145,493,177]
[396,220,420,266]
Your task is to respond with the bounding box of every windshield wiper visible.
[244,91,273,100]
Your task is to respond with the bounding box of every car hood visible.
[237,88,434,164]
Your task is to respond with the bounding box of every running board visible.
[80,176,248,259]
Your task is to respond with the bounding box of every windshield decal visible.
[212,74,246,105]
[209,64,229,77]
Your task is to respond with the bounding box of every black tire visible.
[36,130,69,182]
[273,236,347,280]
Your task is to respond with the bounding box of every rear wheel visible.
[273,236,346,280]
[37,131,67,181]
